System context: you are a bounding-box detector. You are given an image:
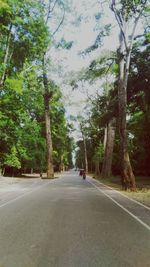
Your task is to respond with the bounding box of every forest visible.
[0,0,150,191]
[0,0,74,177]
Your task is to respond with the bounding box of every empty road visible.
[0,171,150,267]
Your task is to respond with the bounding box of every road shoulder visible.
[87,176,150,231]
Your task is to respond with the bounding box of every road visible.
[0,171,150,267]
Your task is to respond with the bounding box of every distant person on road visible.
[82,170,86,180]
[79,169,83,176]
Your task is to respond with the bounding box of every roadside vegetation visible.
[74,1,150,192]
[91,174,150,207]
[0,0,74,178]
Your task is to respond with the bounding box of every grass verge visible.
[90,174,150,208]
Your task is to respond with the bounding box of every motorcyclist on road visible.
[82,170,86,180]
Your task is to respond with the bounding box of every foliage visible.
[50,89,74,170]
[4,145,21,169]
[0,67,73,174]
[127,35,150,175]
[0,0,73,176]
[0,0,49,79]
[93,143,104,162]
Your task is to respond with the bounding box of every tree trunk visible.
[103,127,107,150]
[43,57,54,179]
[110,0,145,190]
[0,24,12,87]
[81,161,84,169]
[2,167,5,176]
[118,32,136,190]
[101,119,115,178]
[82,132,88,173]
[95,160,100,176]
[44,93,54,178]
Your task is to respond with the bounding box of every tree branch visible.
[110,2,128,51]
[45,0,53,24]
[0,24,12,87]
[51,2,65,37]
[50,0,58,13]
[125,7,146,83]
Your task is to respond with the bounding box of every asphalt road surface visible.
[0,171,150,267]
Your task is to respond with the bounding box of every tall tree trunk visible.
[95,160,100,176]
[43,57,54,179]
[103,127,107,150]
[80,123,88,173]
[110,0,146,190]
[101,119,115,178]
[0,24,12,87]
[83,133,88,173]
[118,32,136,190]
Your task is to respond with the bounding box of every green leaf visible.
[4,146,21,169]
[5,77,23,93]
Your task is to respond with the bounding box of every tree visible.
[39,0,66,178]
[110,0,149,190]
[0,65,46,176]
[0,0,48,87]
[72,51,117,178]
[0,0,50,176]
[76,116,88,173]
[0,64,73,176]
[80,123,88,173]
[86,53,117,178]
[101,118,115,178]
[50,88,74,171]
[0,0,74,178]
[127,33,150,176]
